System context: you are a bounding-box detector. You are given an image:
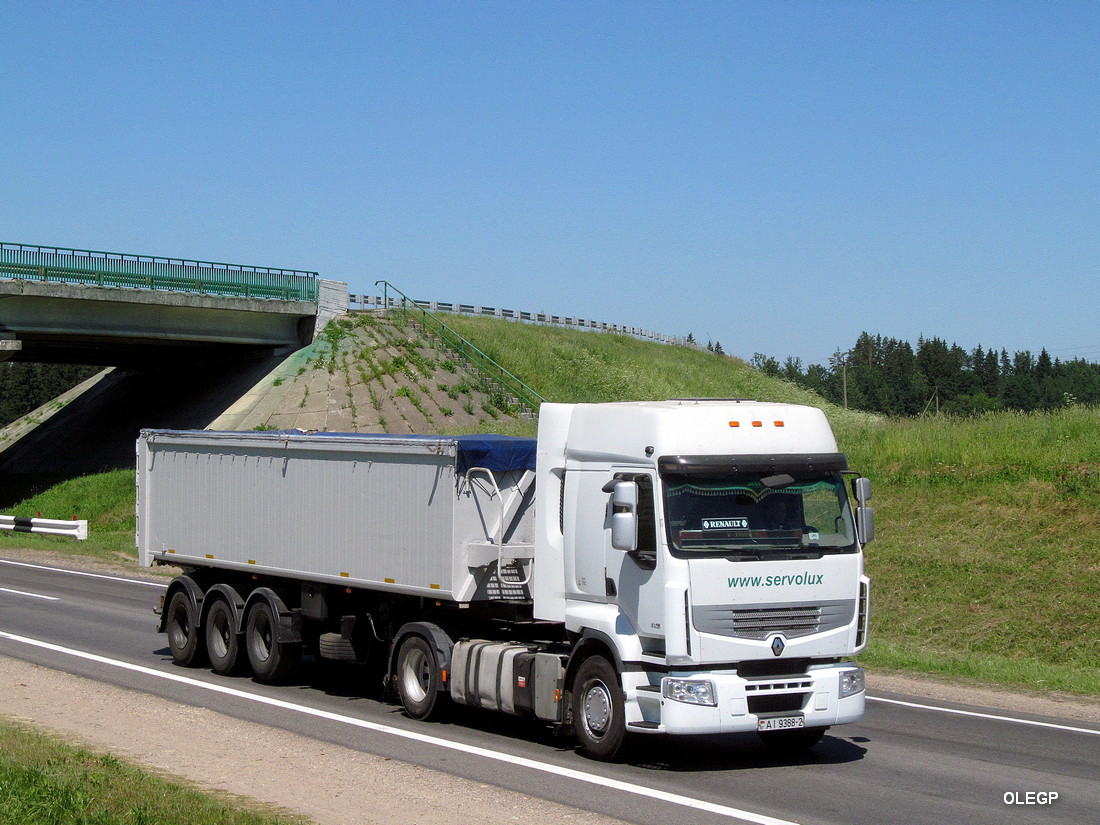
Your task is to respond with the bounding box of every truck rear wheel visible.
[572,655,626,761]
[395,635,447,720]
[165,589,206,668]
[245,600,301,682]
[205,598,242,676]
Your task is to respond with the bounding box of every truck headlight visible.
[663,678,717,706]
[839,668,865,698]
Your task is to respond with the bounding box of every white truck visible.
[138,398,871,760]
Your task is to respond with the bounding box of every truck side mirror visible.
[609,481,639,552]
[856,505,874,545]
[851,478,874,544]
[852,477,872,503]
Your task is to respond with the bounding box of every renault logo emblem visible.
[770,636,786,657]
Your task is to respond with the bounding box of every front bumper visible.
[626,663,865,735]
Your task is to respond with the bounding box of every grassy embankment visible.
[839,408,1099,693]
[4,314,1098,695]
[0,720,303,825]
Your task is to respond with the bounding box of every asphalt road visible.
[1,556,1097,825]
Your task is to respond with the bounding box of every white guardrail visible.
[348,295,691,348]
[0,515,88,540]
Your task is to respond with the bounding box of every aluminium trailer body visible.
[138,429,538,604]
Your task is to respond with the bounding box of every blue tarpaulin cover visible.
[309,432,537,473]
[452,435,537,474]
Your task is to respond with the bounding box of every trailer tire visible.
[245,600,301,682]
[395,635,447,721]
[758,726,828,751]
[205,598,242,676]
[572,655,626,761]
[165,589,206,668]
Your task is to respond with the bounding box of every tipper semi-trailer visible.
[139,398,872,760]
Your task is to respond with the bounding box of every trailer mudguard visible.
[202,583,246,634]
[244,587,302,644]
[391,621,454,694]
[158,575,205,634]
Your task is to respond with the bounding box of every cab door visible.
[604,471,664,643]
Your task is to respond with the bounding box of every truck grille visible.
[693,599,855,640]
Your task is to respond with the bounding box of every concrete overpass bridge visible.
[0,242,339,366]
[0,242,347,505]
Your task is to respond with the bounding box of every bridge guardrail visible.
[349,294,689,348]
[1,242,319,302]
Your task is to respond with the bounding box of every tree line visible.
[750,332,1100,416]
[0,362,101,428]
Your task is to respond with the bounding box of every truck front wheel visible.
[245,600,301,682]
[395,635,447,720]
[165,590,205,668]
[572,655,626,761]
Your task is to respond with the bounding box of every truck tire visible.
[165,589,206,668]
[205,598,242,676]
[245,600,301,682]
[758,726,828,751]
[395,635,447,720]
[571,655,626,761]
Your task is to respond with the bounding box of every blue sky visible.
[2,1,1097,367]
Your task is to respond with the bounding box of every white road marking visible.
[0,558,166,588]
[0,587,60,601]
[0,630,800,825]
[867,695,1100,736]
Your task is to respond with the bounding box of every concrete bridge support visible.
[0,275,349,505]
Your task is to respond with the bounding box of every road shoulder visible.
[0,655,630,825]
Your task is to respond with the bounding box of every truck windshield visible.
[662,472,856,558]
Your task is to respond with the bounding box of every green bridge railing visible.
[374,280,546,414]
[0,242,319,302]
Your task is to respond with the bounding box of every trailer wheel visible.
[572,655,626,761]
[205,598,242,676]
[245,600,301,682]
[395,635,447,720]
[758,726,828,751]
[165,589,206,667]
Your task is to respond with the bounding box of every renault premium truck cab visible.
[533,400,871,756]
[141,398,871,760]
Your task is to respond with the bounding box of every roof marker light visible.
[775,421,785,427]
[752,421,763,428]
[729,421,740,427]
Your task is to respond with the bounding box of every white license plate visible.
[757,715,805,732]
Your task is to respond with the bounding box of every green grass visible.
[0,469,140,564]
[441,315,872,421]
[835,407,1100,693]
[0,720,305,825]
